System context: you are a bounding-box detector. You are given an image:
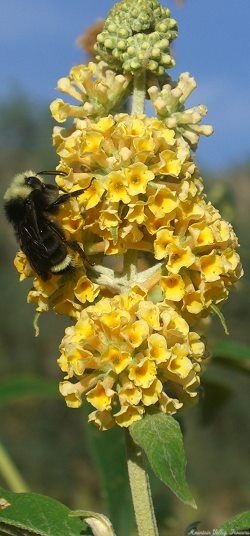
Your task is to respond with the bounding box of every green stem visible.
[131,71,146,115]
[0,440,30,492]
[123,249,138,282]
[125,430,159,536]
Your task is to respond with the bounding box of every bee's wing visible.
[18,198,51,279]
[24,197,45,244]
[19,231,51,280]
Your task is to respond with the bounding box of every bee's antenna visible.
[38,170,68,177]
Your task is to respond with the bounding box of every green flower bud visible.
[95,0,177,75]
[117,40,127,51]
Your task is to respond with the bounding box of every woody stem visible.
[125,430,159,536]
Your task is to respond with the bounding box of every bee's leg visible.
[47,189,85,209]
[47,178,94,209]
[46,220,94,267]
[67,240,95,267]
[45,219,66,240]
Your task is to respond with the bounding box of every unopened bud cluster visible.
[95,0,178,74]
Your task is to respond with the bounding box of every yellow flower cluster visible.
[15,108,242,326]
[12,56,242,428]
[58,293,206,429]
[49,110,241,322]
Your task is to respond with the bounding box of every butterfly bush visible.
[14,0,242,429]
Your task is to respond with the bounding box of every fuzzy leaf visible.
[130,413,196,507]
[0,488,89,536]
[0,489,91,536]
[218,510,250,534]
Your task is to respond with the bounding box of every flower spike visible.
[9,0,243,430]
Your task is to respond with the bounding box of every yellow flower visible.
[137,301,161,330]
[141,379,163,406]
[161,274,185,301]
[148,334,171,364]
[107,171,130,203]
[88,410,116,431]
[154,229,175,260]
[80,179,105,210]
[128,358,157,388]
[102,346,131,374]
[148,187,177,218]
[152,149,182,176]
[125,164,154,196]
[200,251,223,282]
[126,201,146,225]
[168,344,194,380]
[122,320,149,348]
[14,251,33,280]
[189,222,214,249]
[114,405,145,428]
[166,244,196,273]
[159,392,183,414]
[74,276,100,304]
[118,379,142,406]
[50,99,84,123]
[99,207,121,230]
[59,381,83,408]
[183,291,204,315]
[87,381,115,411]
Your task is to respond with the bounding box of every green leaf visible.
[213,340,250,362]
[130,413,196,508]
[218,510,250,534]
[111,226,119,245]
[85,416,135,536]
[0,377,58,407]
[0,488,90,535]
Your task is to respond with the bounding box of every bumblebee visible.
[4,170,89,280]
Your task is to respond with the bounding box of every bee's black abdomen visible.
[36,220,71,276]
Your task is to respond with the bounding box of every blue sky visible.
[1,0,250,172]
